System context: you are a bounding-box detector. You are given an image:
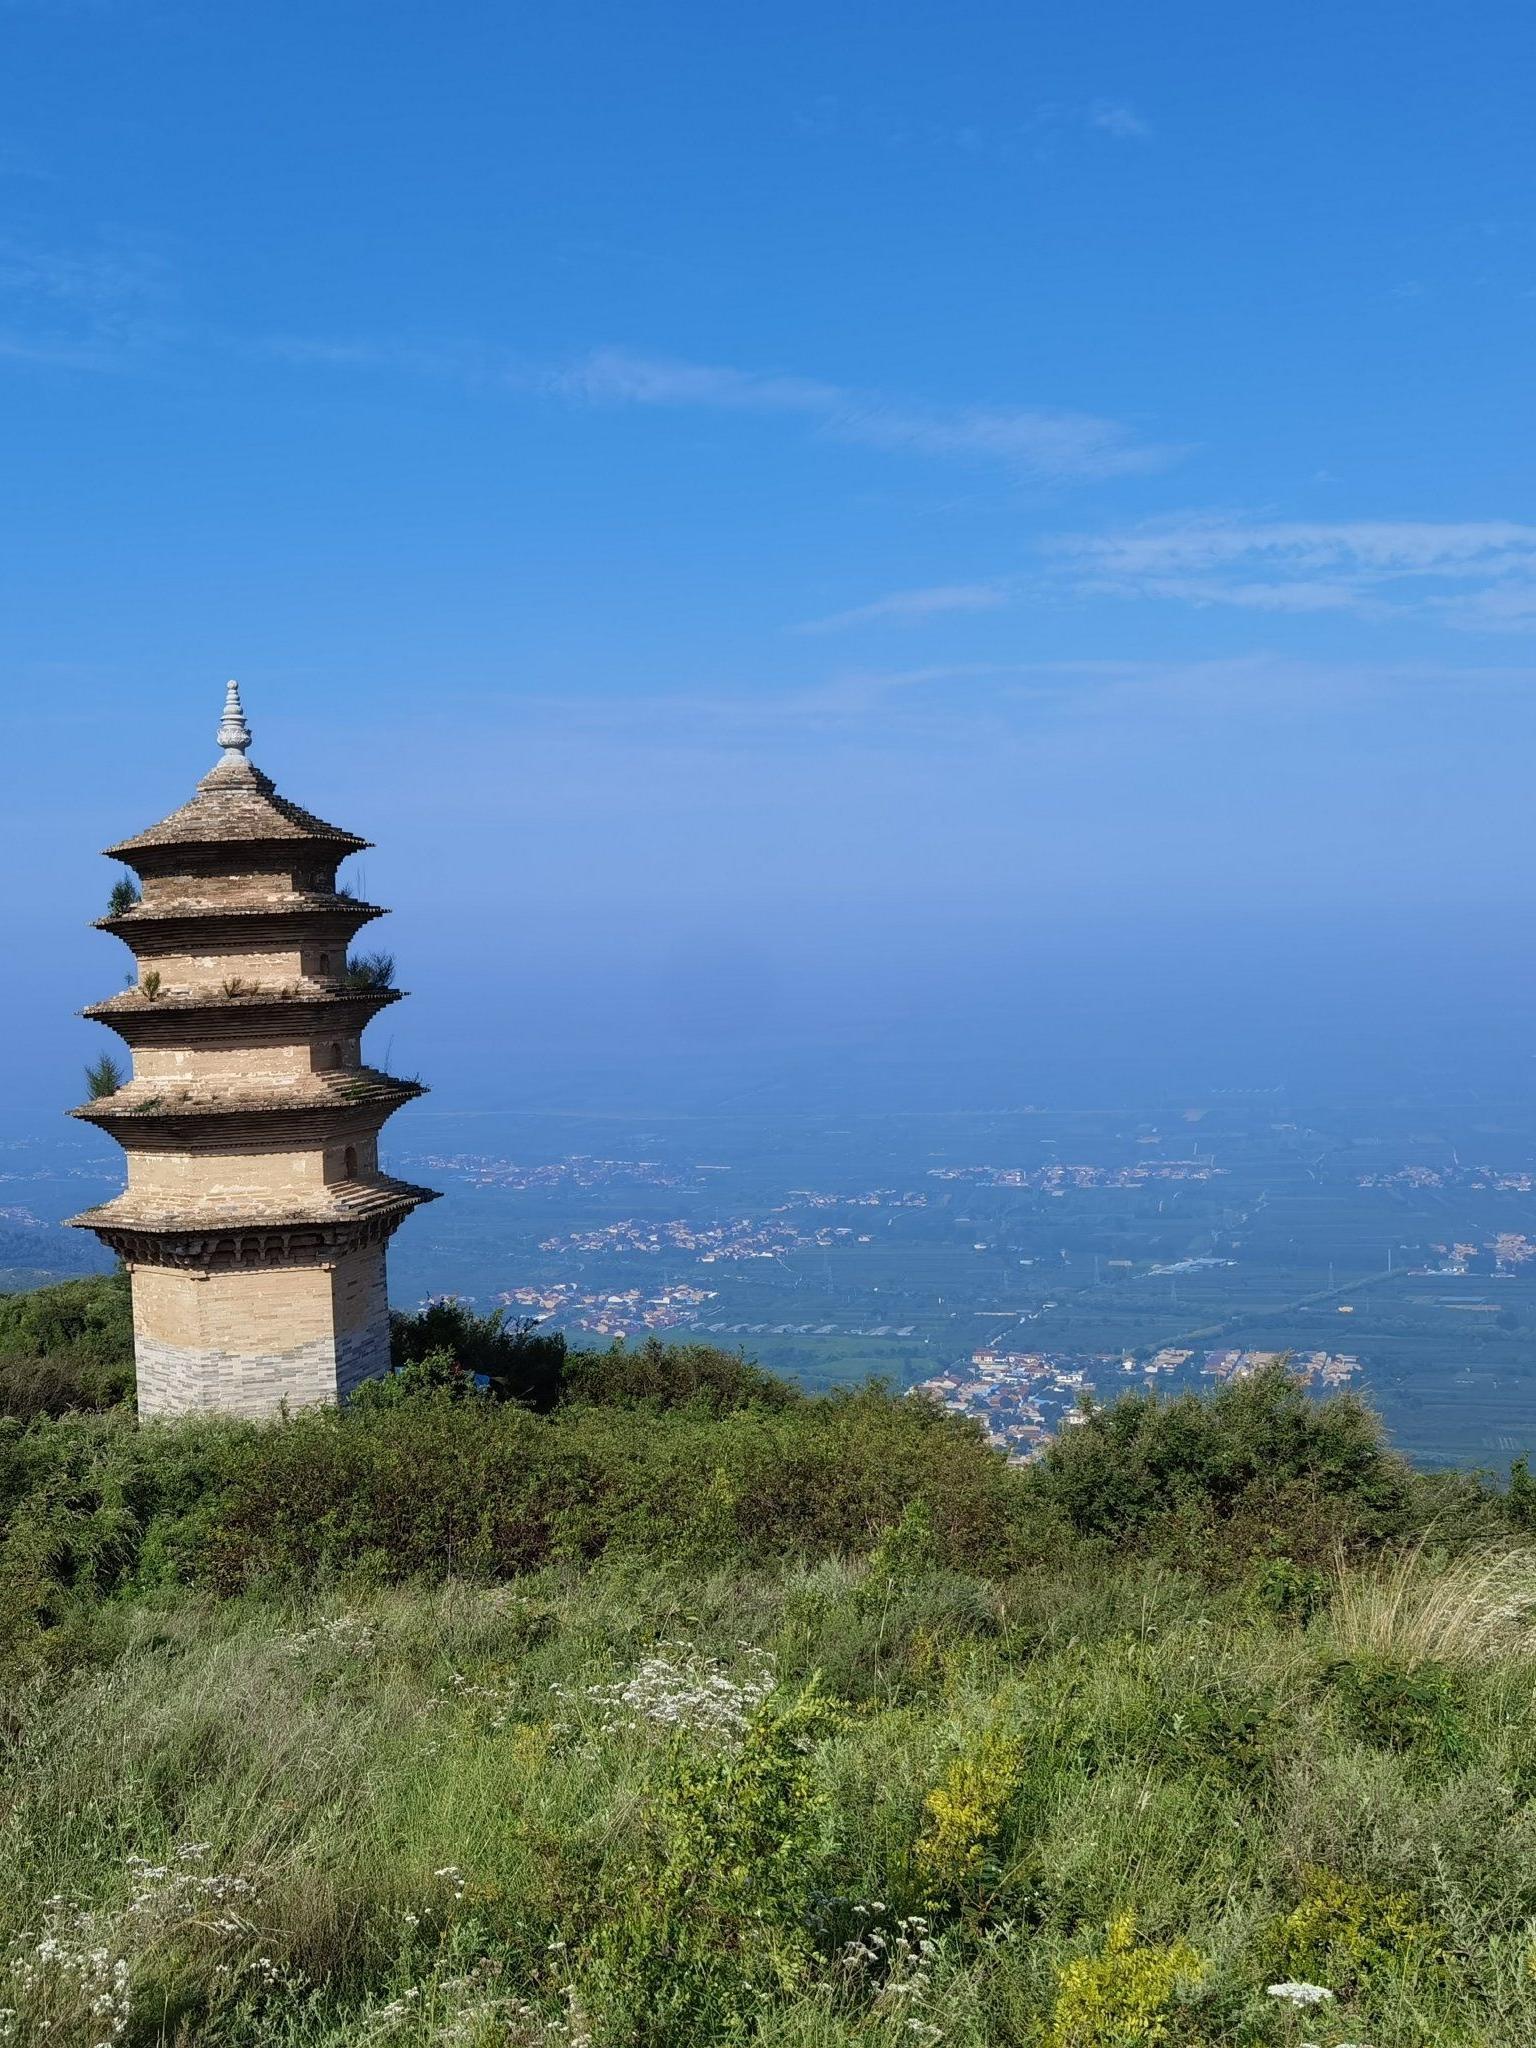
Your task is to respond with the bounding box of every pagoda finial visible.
[216,679,252,763]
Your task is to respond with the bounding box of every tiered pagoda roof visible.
[103,756,370,860]
[68,682,437,1256]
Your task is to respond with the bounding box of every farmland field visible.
[10,1080,1536,1468]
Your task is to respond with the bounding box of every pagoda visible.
[68,683,438,1418]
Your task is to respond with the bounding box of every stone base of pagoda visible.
[128,1239,391,1419]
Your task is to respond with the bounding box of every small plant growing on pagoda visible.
[84,1054,125,1100]
[220,976,252,998]
[344,951,395,990]
[106,873,140,916]
[140,970,162,1000]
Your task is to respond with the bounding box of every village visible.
[915,1343,1364,1461]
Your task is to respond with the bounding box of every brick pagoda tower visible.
[69,683,438,1418]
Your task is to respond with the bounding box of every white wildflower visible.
[5,1901,131,2042]
[281,1612,376,1657]
[837,1914,942,2040]
[585,1647,775,1740]
[1267,1980,1334,2006]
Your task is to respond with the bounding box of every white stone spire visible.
[216,679,252,763]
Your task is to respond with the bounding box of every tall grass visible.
[1326,1538,1536,1665]
[5,1559,1536,2044]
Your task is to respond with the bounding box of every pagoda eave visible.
[70,1077,427,1142]
[104,829,373,862]
[96,900,387,947]
[70,1192,437,1273]
[68,1176,438,1235]
[81,986,403,1044]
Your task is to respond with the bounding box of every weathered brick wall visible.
[132,944,311,991]
[131,1244,391,1417]
[127,1145,330,1202]
[124,1136,379,1205]
[132,1041,319,1084]
[138,879,282,911]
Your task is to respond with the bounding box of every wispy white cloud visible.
[0,230,173,367]
[554,347,1183,482]
[508,653,1536,759]
[550,350,837,415]
[791,96,1155,160]
[257,334,1182,483]
[1046,515,1536,629]
[1088,101,1152,141]
[794,583,1009,634]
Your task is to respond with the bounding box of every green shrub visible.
[563,1337,799,1414]
[1035,1364,1415,1563]
[1265,1866,1447,1995]
[0,1272,132,1367]
[578,1683,835,2044]
[343,950,396,989]
[351,1345,478,1406]
[1247,1553,1327,1622]
[177,1382,1020,1591]
[0,1273,134,1420]
[0,1408,239,1663]
[1044,1911,1208,2047]
[0,1329,1504,1644]
[1327,1651,1471,1761]
[1156,1687,1290,1790]
[914,1729,1025,1899]
[390,1299,567,1409]
[1507,1454,1536,1530]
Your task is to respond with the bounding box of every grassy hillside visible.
[3,1281,1536,2045]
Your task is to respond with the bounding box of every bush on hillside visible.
[0,1271,134,1420]
[0,1272,1527,1677]
[0,1378,1026,1658]
[1032,1364,1421,1563]
[0,1350,1520,1669]
[562,1336,801,1413]
[389,1298,567,1408]
[183,1381,1028,1591]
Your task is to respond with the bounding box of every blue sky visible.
[5,0,1536,1105]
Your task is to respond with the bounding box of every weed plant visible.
[83,1054,124,1101]
[344,951,396,990]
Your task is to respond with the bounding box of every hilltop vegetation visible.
[0,1268,135,1420]
[3,1279,1536,2044]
